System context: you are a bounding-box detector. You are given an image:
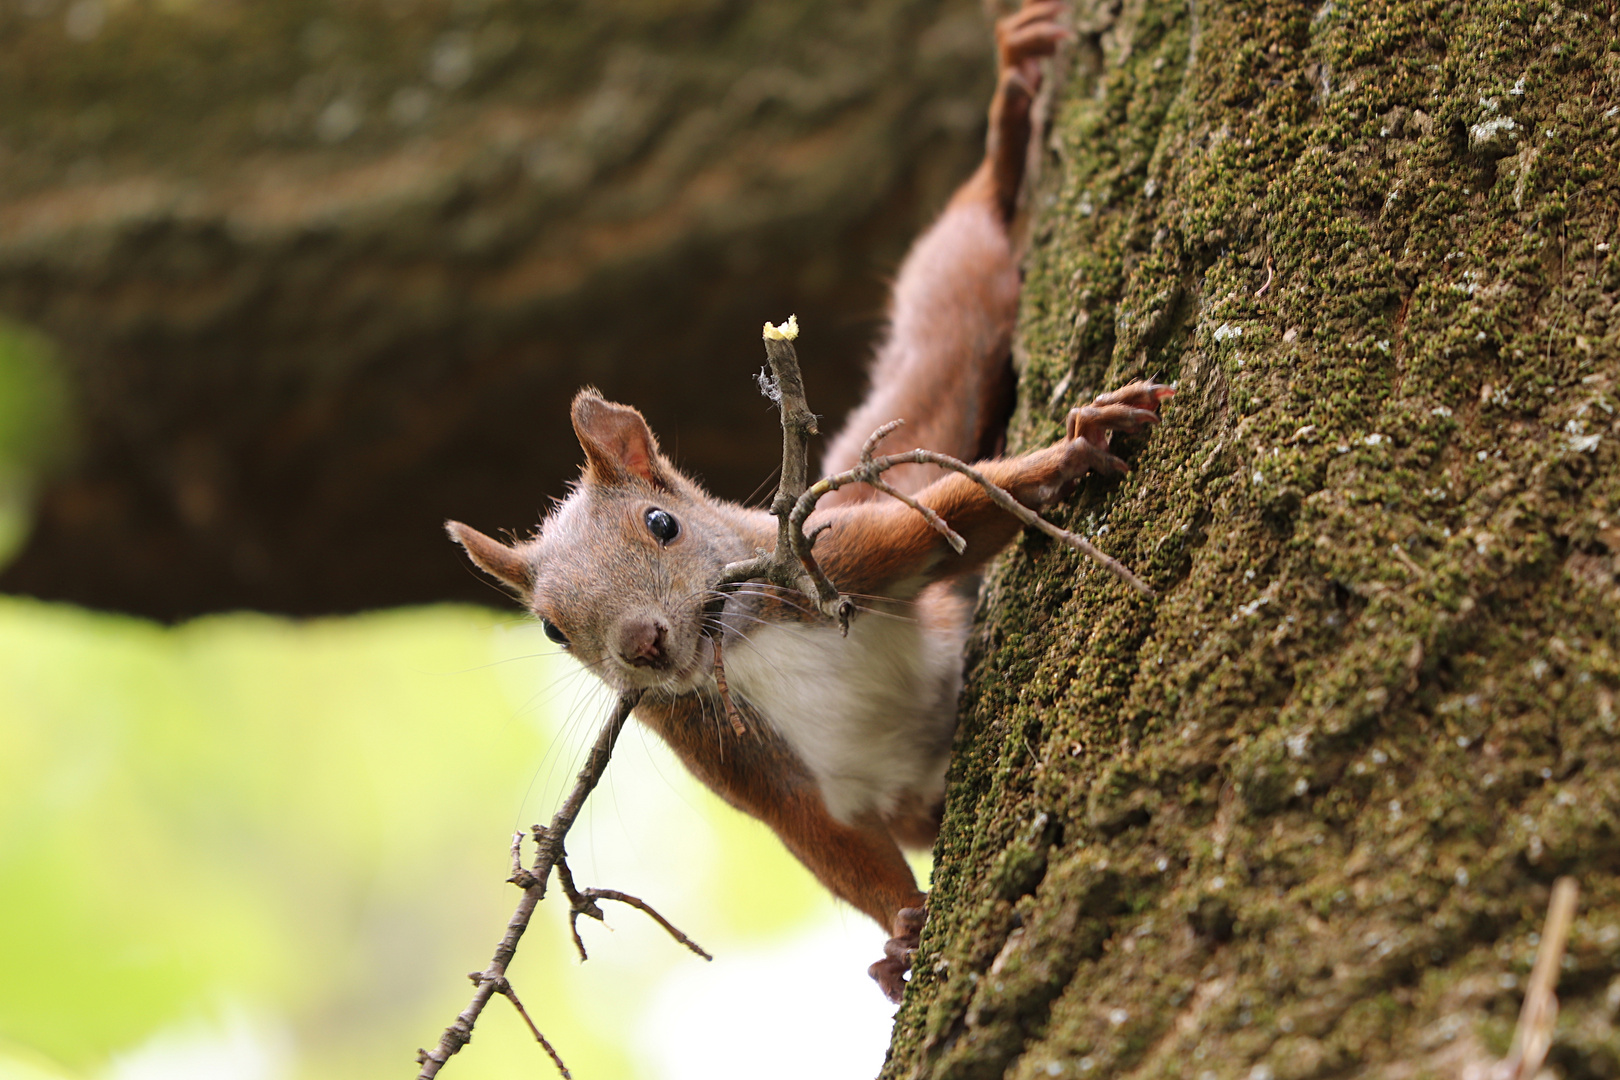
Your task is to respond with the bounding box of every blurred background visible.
[0,0,998,1076]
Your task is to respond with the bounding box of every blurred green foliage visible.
[0,320,72,568]
[0,600,830,1080]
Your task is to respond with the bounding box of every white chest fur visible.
[723,610,966,824]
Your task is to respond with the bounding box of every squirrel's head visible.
[447,388,748,696]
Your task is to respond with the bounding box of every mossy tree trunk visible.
[888,0,1620,1076]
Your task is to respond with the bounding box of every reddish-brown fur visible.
[624,406,1170,948]
[446,1,1175,1002]
[635,694,929,931]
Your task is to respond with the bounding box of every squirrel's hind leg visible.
[986,0,1072,220]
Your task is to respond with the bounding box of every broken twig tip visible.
[711,633,749,738]
[762,314,800,341]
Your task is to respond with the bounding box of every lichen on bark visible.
[887,0,1620,1076]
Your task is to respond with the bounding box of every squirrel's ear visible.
[446,521,533,594]
[571,389,670,488]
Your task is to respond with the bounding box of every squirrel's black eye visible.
[644,508,679,544]
[540,618,569,646]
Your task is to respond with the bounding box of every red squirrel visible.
[446,0,1172,1002]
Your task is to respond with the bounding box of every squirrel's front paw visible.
[868,904,927,1004]
[1066,381,1175,445]
[1055,381,1174,480]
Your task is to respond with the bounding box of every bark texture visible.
[888,0,1620,1076]
[0,0,994,617]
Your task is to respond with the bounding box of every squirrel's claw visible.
[868,904,928,1004]
[1055,380,1174,482]
[1065,381,1175,443]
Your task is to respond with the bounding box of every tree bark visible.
[0,0,994,618]
[888,0,1620,1076]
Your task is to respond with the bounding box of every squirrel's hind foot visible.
[868,904,928,1004]
[996,0,1072,77]
[987,1,1072,218]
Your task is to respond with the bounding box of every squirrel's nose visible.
[618,616,669,668]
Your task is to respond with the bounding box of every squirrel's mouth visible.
[606,634,711,696]
[665,635,715,694]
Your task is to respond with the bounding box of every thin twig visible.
[793,445,1153,597]
[415,691,642,1080]
[713,318,853,627]
[714,318,1153,642]
[508,832,526,879]
[1254,255,1274,297]
[556,849,713,962]
[581,889,715,961]
[491,975,572,1079]
[1494,876,1578,1080]
[421,314,1155,1077]
[553,853,595,962]
[711,633,748,737]
[854,420,967,554]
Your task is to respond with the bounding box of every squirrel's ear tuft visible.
[446,521,533,594]
[571,389,670,488]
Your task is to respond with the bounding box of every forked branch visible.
[416,690,645,1080]
[713,316,853,626]
[714,317,1153,636]
[554,848,714,963]
[797,422,1154,597]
